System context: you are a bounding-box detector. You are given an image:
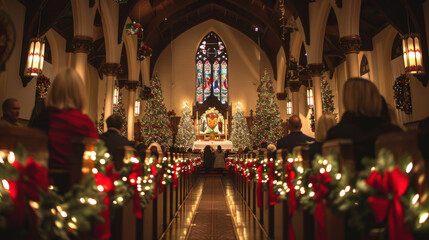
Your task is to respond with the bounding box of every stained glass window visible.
[195,32,228,103]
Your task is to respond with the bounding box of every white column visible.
[71,36,93,83]
[307,64,324,124]
[340,35,362,79]
[100,63,120,131]
[126,81,138,140]
[288,80,301,115]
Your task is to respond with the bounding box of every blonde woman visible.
[326,78,401,169]
[309,114,337,160]
[45,68,98,191]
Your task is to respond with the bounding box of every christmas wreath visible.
[137,45,152,61]
[36,75,50,99]
[125,21,143,37]
[393,74,412,114]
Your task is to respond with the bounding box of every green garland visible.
[393,74,412,115]
[0,143,201,239]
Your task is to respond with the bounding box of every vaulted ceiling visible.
[17,0,428,86]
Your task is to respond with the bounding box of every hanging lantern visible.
[286,99,293,115]
[306,88,314,107]
[113,88,119,105]
[134,100,140,116]
[25,38,45,76]
[402,33,424,74]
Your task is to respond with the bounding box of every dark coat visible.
[99,129,133,169]
[326,111,402,170]
[277,131,315,153]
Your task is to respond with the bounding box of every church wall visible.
[152,19,284,121]
[0,0,36,120]
[372,25,429,124]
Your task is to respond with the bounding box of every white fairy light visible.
[406,162,413,174]
[412,194,420,205]
[97,185,104,192]
[419,213,428,224]
[88,198,97,205]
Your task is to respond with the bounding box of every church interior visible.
[1,0,429,239]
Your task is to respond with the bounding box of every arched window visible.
[391,34,403,60]
[196,32,228,104]
[360,55,369,76]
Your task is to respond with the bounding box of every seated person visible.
[1,98,22,126]
[277,115,314,153]
[99,114,133,169]
[309,114,337,160]
[326,78,402,170]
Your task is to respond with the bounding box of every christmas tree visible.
[140,75,173,147]
[251,70,283,147]
[231,103,251,149]
[321,77,335,114]
[98,90,128,137]
[175,102,196,150]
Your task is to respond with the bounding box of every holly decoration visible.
[36,75,50,99]
[251,70,283,147]
[393,74,412,115]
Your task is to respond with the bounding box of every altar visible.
[193,140,233,150]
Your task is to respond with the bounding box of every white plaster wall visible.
[152,19,285,119]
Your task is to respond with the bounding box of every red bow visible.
[309,171,332,240]
[8,158,48,239]
[257,165,263,209]
[285,163,297,240]
[366,168,413,240]
[173,165,178,188]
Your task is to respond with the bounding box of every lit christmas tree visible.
[231,102,251,149]
[98,90,128,137]
[251,70,283,148]
[321,77,335,114]
[175,102,196,150]
[140,75,173,147]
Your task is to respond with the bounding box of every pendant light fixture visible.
[402,10,424,74]
[25,8,45,77]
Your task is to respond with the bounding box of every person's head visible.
[260,142,268,149]
[204,145,211,152]
[2,98,20,122]
[148,142,162,159]
[106,113,123,130]
[288,115,302,132]
[315,114,337,142]
[46,68,88,112]
[343,78,381,117]
[217,145,222,151]
[267,144,276,153]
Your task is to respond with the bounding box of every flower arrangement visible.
[126,21,143,37]
[137,45,152,61]
[167,110,176,116]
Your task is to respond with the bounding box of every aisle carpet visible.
[187,177,237,240]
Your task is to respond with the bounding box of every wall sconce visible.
[402,33,424,74]
[306,88,314,108]
[25,38,45,76]
[113,88,119,105]
[134,100,140,116]
[286,99,293,115]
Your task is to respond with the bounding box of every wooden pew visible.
[0,124,48,167]
[375,130,428,201]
